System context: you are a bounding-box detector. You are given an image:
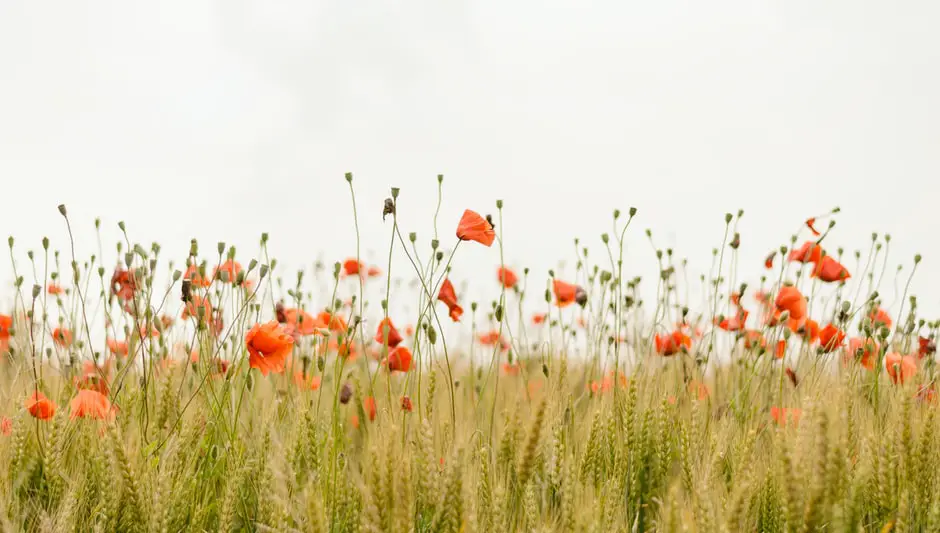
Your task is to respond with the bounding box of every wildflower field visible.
[1,175,938,532]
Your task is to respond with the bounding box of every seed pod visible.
[340,383,353,404]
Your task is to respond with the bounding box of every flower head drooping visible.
[456,209,495,247]
[437,278,463,322]
[374,318,403,349]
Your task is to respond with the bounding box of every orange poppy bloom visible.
[404,324,415,337]
[654,330,692,356]
[160,314,175,329]
[502,362,520,375]
[282,307,324,336]
[374,317,403,348]
[342,259,362,277]
[245,321,294,376]
[811,256,850,283]
[688,380,710,400]
[885,353,917,385]
[869,307,892,329]
[363,396,377,421]
[1,417,11,436]
[181,294,213,322]
[497,267,519,289]
[366,265,382,278]
[47,283,64,295]
[716,309,748,332]
[478,331,503,346]
[351,414,360,429]
[916,385,936,404]
[0,314,12,353]
[805,218,821,236]
[400,396,413,412]
[785,367,799,387]
[293,371,322,391]
[817,324,845,352]
[106,338,128,357]
[456,209,495,247]
[437,278,463,322]
[532,313,546,325]
[846,337,879,370]
[553,280,585,308]
[775,339,787,359]
[742,330,766,351]
[770,406,802,427]
[69,389,113,420]
[788,241,823,264]
[213,260,242,283]
[317,311,348,334]
[183,263,211,288]
[25,391,56,420]
[386,346,413,372]
[774,285,807,321]
[52,327,73,348]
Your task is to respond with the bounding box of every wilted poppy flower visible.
[846,337,879,370]
[785,367,799,387]
[47,283,64,295]
[654,330,692,356]
[869,307,892,330]
[456,209,495,247]
[106,338,128,357]
[817,324,845,352]
[774,285,807,322]
[52,327,73,348]
[213,260,242,283]
[918,336,936,359]
[69,389,113,420]
[437,278,463,322]
[0,417,11,436]
[386,346,413,372]
[25,391,56,420]
[788,241,824,264]
[770,406,802,427]
[183,263,211,288]
[342,259,362,277]
[375,318,403,348]
[532,313,546,325]
[401,396,413,412]
[363,396,377,421]
[497,267,519,289]
[110,267,138,300]
[885,353,917,385]
[553,280,585,308]
[805,218,821,236]
[812,256,850,283]
[245,321,294,376]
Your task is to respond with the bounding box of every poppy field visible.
[2,178,940,532]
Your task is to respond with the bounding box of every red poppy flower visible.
[1,417,11,436]
[245,321,294,376]
[107,338,128,357]
[181,294,213,323]
[52,327,73,348]
[213,260,242,283]
[717,309,748,332]
[811,256,851,283]
[770,406,802,427]
[805,218,821,236]
[532,313,546,325]
[775,285,807,321]
[386,346,413,372]
[47,283,64,295]
[69,389,114,420]
[366,265,382,278]
[918,336,936,359]
[375,318,403,348]
[0,314,12,353]
[363,396,377,421]
[775,339,787,359]
[497,266,519,289]
[846,337,879,370]
[764,251,776,269]
[401,396,413,412]
[342,259,362,277]
[456,209,495,246]
[654,330,691,356]
[788,241,823,264]
[317,312,348,334]
[869,307,892,330]
[25,391,56,420]
[282,307,325,336]
[110,267,138,301]
[885,352,917,385]
[817,324,846,353]
[437,278,463,322]
[553,280,585,308]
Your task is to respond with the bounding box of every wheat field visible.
[0,177,937,532]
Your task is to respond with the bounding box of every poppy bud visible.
[436,251,443,262]
[724,213,732,224]
[248,259,258,272]
[6,237,11,249]
[317,356,325,371]
[544,289,551,303]
[507,350,513,364]
[409,232,417,243]
[485,214,495,230]
[58,204,68,216]
[189,239,198,257]
[915,254,922,264]
[427,325,437,345]
[340,383,352,404]
[259,265,269,279]
[496,199,503,209]
[31,284,40,299]
[613,209,621,219]
[575,287,588,307]
[431,239,439,250]
[542,362,549,377]
[494,305,503,322]
[601,233,609,244]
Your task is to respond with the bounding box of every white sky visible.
[2,1,939,325]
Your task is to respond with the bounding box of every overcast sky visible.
[2,1,939,323]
